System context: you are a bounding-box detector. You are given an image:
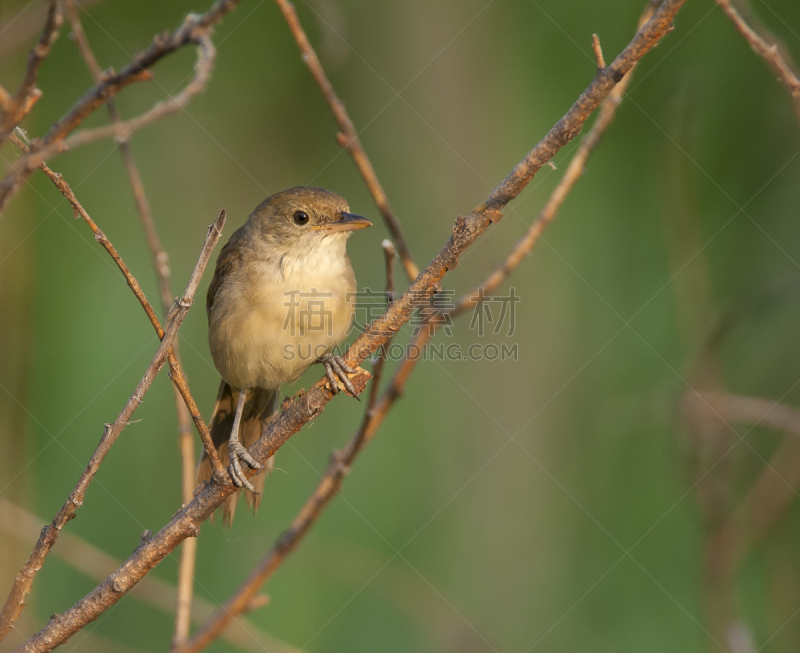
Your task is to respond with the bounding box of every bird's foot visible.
[319,353,361,400]
[227,440,263,493]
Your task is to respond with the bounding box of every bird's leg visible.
[318,353,360,400]
[227,390,263,492]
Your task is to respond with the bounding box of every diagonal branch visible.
[451,3,657,316]
[716,0,800,121]
[8,132,223,476]
[0,498,296,653]
[0,0,241,214]
[14,2,689,649]
[63,3,200,645]
[0,0,62,146]
[274,0,420,282]
[0,200,226,643]
[175,333,428,653]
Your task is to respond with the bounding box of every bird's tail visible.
[196,380,277,526]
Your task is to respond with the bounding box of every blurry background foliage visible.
[2,0,800,651]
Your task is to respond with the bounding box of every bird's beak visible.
[312,212,373,232]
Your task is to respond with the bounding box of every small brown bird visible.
[197,187,372,524]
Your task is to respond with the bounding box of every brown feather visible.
[196,380,277,526]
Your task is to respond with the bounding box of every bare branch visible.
[7,131,223,478]
[274,0,420,282]
[0,498,296,653]
[0,201,226,643]
[0,0,63,146]
[716,0,800,120]
[0,0,241,214]
[451,2,657,317]
[63,3,199,643]
[13,2,688,648]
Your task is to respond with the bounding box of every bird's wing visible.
[206,231,244,317]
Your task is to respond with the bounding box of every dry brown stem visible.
[592,33,607,70]
[0,0,63,147]
[0,498,296,652]
[274,0,420,282]
[0,0,241,214]
[62,3,200,644]
[716,0,800,120]
[11,2,688,649]
[7,132,223,477]
[0,201,226,644]
[451,3,656,317]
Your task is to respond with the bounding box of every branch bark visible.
[0,206,226,644]
[716,0,800,121]
[62,3,200,644]
[11,2,689,650]
[0,498,295,653]
[0,0,62,146]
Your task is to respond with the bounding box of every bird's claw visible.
[320,353,360,400]
[227,440,262,493]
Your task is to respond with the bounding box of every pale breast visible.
[208,242,357,391]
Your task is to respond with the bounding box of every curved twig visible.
[63,3,200,644]
[0,206,226,644]
[0,0,241,214]
[274,0,420,282]
[451,3,656,316]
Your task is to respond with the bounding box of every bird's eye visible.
[293,210,309,225]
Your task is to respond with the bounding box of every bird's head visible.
[248,186,372,256]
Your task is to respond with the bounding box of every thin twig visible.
[8,131,223,476]
[450,3,657,317]
[592,33,607,70]
[0,0,103,61]
[365,240,397,408]
[63,4,199,644]
[0,498,292,653]
[274,0,420,282]
[0,206,226,643]
[0,0,241,214]
[716,0,800,120]
[0,0,62,146]
[15,2,688,648]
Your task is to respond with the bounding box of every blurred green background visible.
[2,0,800,651]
